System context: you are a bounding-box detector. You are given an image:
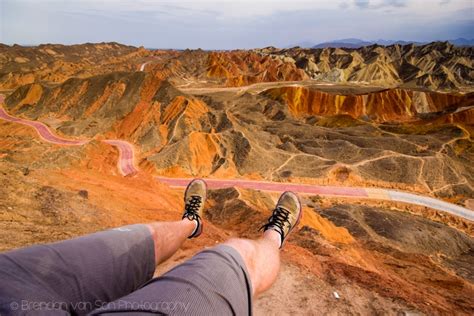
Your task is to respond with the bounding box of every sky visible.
[0,0,472,49]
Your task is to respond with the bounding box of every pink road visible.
[103,140,138,176]
[156,177,474,221]
[0,107,88,146]
[139,61,151,71]
[0,97,136,176]
[155,176,367,197]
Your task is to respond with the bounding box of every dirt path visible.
[177,80,388,96]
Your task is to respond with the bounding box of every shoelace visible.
[260,207,290,236]
[183,195,202,221]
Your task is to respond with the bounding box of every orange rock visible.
[300,206,354,244]
[187,132,221,175]
[15,83,43,111]
[207,51,308,87]
[267,86,472,122]
[161,96,208,125]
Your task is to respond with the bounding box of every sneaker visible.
[261,191,302,248]
[182,179,207,238]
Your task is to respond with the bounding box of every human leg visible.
[222,230,281,297]
[146,178,209,265]
[0,179,208,316]
[146,219,196,265]
[222,191,302,297]
[90,244,253,315]
[90,191,301,315]
[0,224,156,316]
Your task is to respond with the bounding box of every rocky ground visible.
[1,42,473,314]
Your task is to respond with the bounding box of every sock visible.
[189,220,199,237]
[264,228,283,248]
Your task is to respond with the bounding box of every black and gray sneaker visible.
[182,179,207,238]
[261,191,302,248]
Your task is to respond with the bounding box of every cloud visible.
[339,1,350,9]
[354,0,408,9]
[160,4,218,16]
[354,0,370,8]
[439,0,450,4]
[384,0,407,7]
[2,0,473,49]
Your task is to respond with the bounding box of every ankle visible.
[263,230,282,248]
[182,218,199,237]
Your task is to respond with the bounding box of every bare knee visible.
[223,238,257,255]
[223,237,281,297]
[223,238,259,274]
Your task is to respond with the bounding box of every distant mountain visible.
[284,41,317,49]
[449,38,474,46]
[312,39,373,49]
[287,38,474,49]
[373,39,421,46]
[311,39,424,48]
[257,41,473,91]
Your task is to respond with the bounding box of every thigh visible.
[90,245,253,316]
[0,224,155,316]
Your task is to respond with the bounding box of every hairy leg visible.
[223,230,281,297]
[146,219,197,265]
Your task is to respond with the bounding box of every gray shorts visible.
[0,225,253,315]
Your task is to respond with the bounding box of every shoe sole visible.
[279,191,302,247]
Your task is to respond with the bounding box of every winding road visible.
[177,80,386,96]
[103,139,138,176]
[0,107,88,146]
[0,95,136,176]
[156,177,474,221]
[0,94,473,221]
[139,61,151,72]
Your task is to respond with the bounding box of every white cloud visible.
[49,0,348,18]
[2,0,472,48]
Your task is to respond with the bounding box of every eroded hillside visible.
[257,42,474,92]
[1,42,473,315]
[5,70,473,206]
